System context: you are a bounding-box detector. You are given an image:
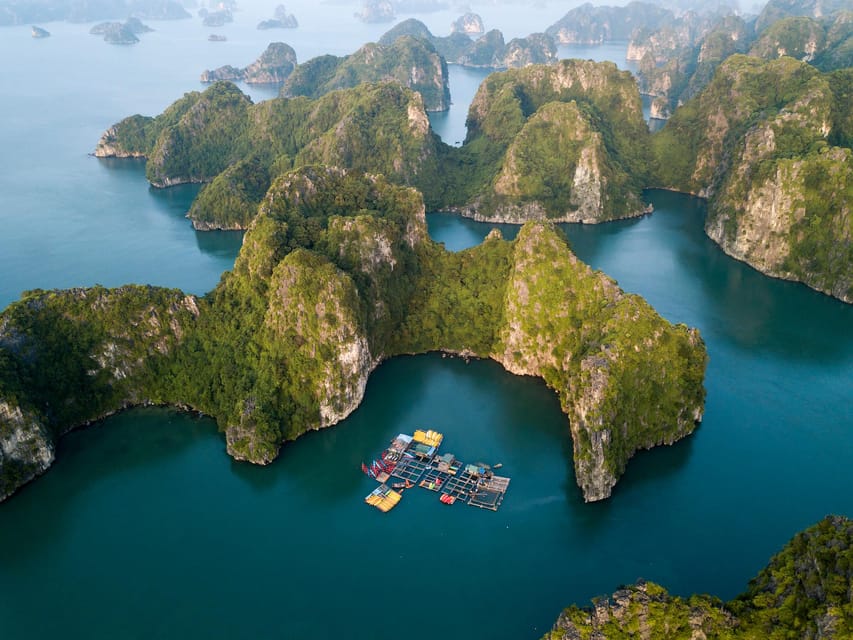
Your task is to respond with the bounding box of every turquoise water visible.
[2,7,853,640]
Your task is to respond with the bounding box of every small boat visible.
[493,463,503,469]
[439,493,456,505]
[392,480,413,490]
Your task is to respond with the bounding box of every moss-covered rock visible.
[653,55,852,302]
[492,223,706,500]
[282,35,450,112]
[458,60,650,223]
[378,19,556,70]
[750,16,826,62]
[96,81,446,226]
[545,1,673,45]
[0,285,201,495]
[545,515,853,639]
[467,100,645,223]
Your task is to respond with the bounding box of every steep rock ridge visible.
[186,167,429,463]
[545,1,673,45]
[471,101,644,223]
[0,167,707,503]
[378,19,557,70]
[282,35,450,112]
[545,515,853,639]
[632,13,751,113]
[654,55,852,302]
[493,223,706,501]
[546,581,737,639]
[460,60,650,224]
[0,286,200,498]
[652,56,826,196]
[455,29,557,69]
[749,16,827,62]
[451,13,484,36]
[201,42,298,84]
[755,0,851,33]
[749,11,853,72]
[226,250,375,462]
[632,5,852,113]
[709,145,852,303]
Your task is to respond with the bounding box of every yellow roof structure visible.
[413,429,443,448]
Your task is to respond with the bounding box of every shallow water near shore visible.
[1,6,852,639]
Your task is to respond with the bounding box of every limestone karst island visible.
[0,0,851,638]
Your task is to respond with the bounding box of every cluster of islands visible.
[2,0,852,636]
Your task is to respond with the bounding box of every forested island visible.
[378,18,557,69]
[282,35,450,112]
[96,47,852,302]
[201,42,298,84]
[0,164,707,504]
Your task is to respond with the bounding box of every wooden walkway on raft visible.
[363,430,510,512]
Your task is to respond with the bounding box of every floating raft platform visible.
[363,430,510,512]
[365,484,402,512]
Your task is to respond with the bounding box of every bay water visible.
[1,4,852,639]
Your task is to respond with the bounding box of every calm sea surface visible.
[1,4,852,639]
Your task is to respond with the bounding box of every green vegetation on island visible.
[282,35,450,112]
[545,1,673,45]
[544,515,853,639]
[201,42,298,85]
[96,80,447,226]
[95,46,853,303]
[0,166,708,503]
[652,55,853,302]
[377,19,557,70]
[458,60,651,222]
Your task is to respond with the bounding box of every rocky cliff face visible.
[451,13,484,35]
[633,13,751,112]
[545,515,853,639]
[282,35,450,112]
[0,286,200,500]
[547,581,737,639]
[463,60,650,225]
[201,42,298,84]
[493,223,706,501]
[479,101,645,224]
[0,401,54,502]
[93,124,148,158]
[378,19,557,70]
[709,145,852,303]
[755,0,851,33]
[655,55,852,302]
[545,1,673,45]
[750,16,826,61]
